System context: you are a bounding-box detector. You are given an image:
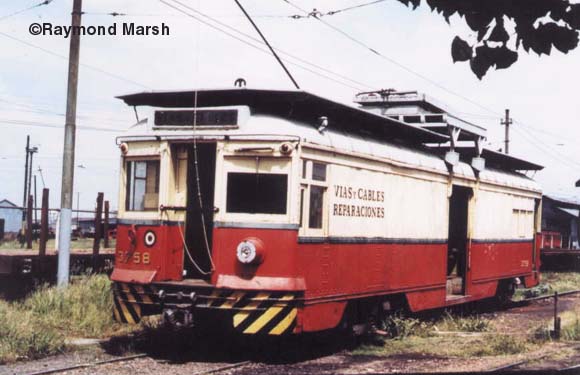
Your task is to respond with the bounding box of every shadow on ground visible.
[101,325,364,365]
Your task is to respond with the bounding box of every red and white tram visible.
[111,88,542,335]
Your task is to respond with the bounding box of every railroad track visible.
[510,289,580,308]
[24,354,251,375]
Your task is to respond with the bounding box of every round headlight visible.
[236,238,264,265]
[237,241,257,264]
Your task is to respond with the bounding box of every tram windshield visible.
[125,159,160,211]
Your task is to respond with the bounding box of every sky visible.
[0,0,579,213]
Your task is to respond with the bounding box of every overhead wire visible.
[288,0,388,19]
[0,97,130,124]
[0,31,151,89]
[158,0,373,91]
[512,126,580,170]
[281,0,505,117]
[0,0,54,22]
[0,118,123,132]
[281,0,580,170]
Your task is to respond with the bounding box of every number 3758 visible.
[117,251,150,264]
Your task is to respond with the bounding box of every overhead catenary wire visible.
[158,0,373,92]
[233,0,300,89]
[289,0,388,19]
[281,0,506,117]
[0,97,130,124]
[0,31,151,89]
[0,118,123,132]
[0,0,54,22]
[281,0,580,170]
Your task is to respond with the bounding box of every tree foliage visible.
[397,0,580,78]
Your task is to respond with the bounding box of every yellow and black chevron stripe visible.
[205,290,298,335]
[112,283,158,324]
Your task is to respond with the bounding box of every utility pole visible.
[27,147,36,210]
[57,0,82,287]
[34,175,38,226]
[21,135,30,234]
[501,109,512,155]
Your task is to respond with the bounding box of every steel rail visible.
[519,289,580,304]
[193,361,252,375]
[24,353,147,375]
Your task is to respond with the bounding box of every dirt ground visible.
[3,295,580,375]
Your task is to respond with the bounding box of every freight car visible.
[110,88,543,335]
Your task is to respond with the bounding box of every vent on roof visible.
[154,109,238,127]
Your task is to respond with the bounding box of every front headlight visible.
[236,238,264,265]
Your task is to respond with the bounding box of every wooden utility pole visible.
[21,135,30,235]
[103,200,110,248]
[92,192,104,270]
[57,0,82,286]
[26,195,33,249]
[501,109,512,155]
[39,188,49,256]
[34,175,38,226]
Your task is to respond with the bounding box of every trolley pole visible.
[501,109,512,155]
[57,0,82,286]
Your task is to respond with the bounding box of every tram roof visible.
[117,88,448,144]
[428,145,543,171]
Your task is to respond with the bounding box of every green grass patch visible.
[437,312,492,332]
[0,301,65,363]
[0,274,132,364]
[355,312,532,359]
[0,238,115,251]
[354,334,532,358]
[515,272,580,300]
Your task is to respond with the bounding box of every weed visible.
[439,312,491,332]
[561,319,580,340]
[0,301,65,363]
[380,314,433,339]
[22,275,116,337]
[0,274,131,364]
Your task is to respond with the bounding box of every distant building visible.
[0,199,22,236]
[541,195,580,249]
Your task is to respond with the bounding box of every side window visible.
[125,160,160,211]
[226,172,288,214]
[300,160,328,233]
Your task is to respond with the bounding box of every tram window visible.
[227,173,287,214]
[309,185,324,228]
[312,163,326,181]
[125,160,160,211]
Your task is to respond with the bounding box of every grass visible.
[355,312,530,358]
[0,238,116,251]
[437,312,492,333]
[354,334,533,358]
[0,274,134,364]
[515,272,580,300]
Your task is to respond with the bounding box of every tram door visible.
[185,143,217,280]
[446,185,472,297]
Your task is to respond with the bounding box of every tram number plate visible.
[116,251,151,265]
[520,260,529,267]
